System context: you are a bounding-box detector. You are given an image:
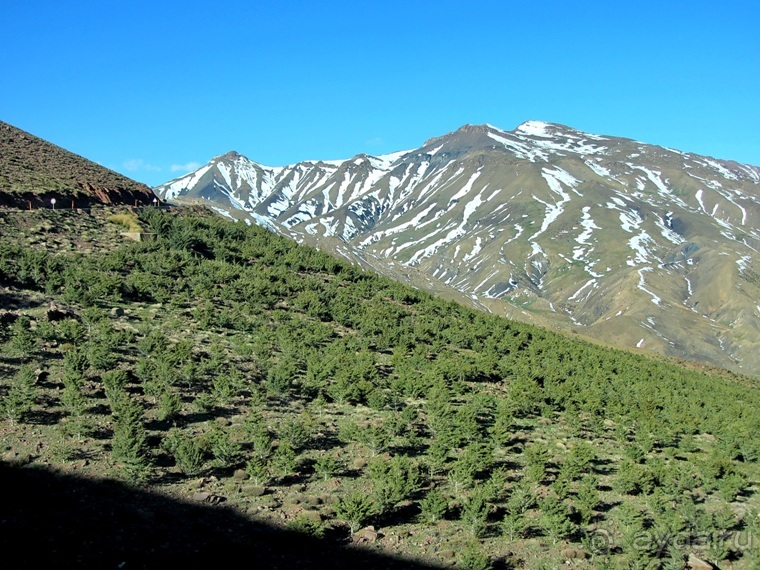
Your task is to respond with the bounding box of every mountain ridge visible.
[0,120,157,208]
[156,121,760,375]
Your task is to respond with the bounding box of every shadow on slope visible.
[0,461,442,570]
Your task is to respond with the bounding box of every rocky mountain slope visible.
[0,120,157,208]
[156,121,760,375]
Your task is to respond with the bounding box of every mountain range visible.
[156,121,760,376]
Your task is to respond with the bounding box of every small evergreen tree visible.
[271,441,298,479]
[278,416,311,451]
[419,488,448,523]
[60,380,91,439]
[368,455,421,513]
[9,316,36,358]
[336,490,376,535]
[164,431,205,476]
[460,485,491,538]
[245,456,270,486]
[540,494,577,543]
[575,474,600,525]
[456,543,492,570]
[313,455,342,481]
[0,364,37,424]
[158,388,182,421]
[111,396,149,480]
[102,369,129,408]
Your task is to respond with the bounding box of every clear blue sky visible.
[2,1,758,187]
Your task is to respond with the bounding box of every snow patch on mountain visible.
[585,160,612,178]
[576,207,600,245]
[568,278,597,302]
[487,131,548,162]
[515,121,553,137]
[637,268,662,305]
[530,167,577,239]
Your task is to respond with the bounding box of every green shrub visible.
[158,389,182,421]
[501,510,529,542]
[287,513,324,538]
[270,442,297,478]
[102,369,129,405]
[456,543,492,570]
[540,494,577,543]
[575,474,600,525]
[163,430,205,476]
[9,316,36,357]
[614,460,644,495]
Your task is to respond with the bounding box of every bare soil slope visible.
[0,120,157,208]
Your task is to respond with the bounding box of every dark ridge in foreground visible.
[0,120,157,208]
[0,461,441,570]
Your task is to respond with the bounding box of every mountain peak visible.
[455,124,495,134]
[422,123,507,151]
[216,150,244,162]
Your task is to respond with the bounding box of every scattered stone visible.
[191,492,224,505]
[46,302,76,322]
[233,468,249,480]
[110,307,125,317]
[3,451,33,466]
[561,548,587,560]
[351,525,380,544]
[687,554,714,569]
[187,478,205,489]
[439,550,456,560]
[215,417,231,427]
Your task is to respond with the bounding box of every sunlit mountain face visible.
[157,121,760,376]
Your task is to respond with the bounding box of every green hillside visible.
[1,206,759,569]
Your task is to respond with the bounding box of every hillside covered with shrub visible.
[1,207,759,569]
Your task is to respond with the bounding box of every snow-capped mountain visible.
[156,121,760,376]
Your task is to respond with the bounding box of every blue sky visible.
[2,1,758,187]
